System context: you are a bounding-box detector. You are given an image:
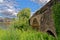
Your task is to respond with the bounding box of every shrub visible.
[11,8,31,30]
[52,2,60,40]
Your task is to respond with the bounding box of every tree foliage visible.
[17,8,30,20]
[52,2,60,40]
[12,8,31,30]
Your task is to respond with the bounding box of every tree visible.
[17,8,30,20]
[13,8,31,30]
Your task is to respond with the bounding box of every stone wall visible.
[29,0,57,37]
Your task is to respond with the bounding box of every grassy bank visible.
[0,29,55,40]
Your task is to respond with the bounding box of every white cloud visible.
[40,0,50,3]
[0,0,3,3]
[7,9,17,16]
[31,0,50,4]
[0,0,20,18]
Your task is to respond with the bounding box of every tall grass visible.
[0,29,55,40]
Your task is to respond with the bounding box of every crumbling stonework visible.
[29,0,57,37]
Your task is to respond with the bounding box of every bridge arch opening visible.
[47,30,55,37]
[33,18,38,24]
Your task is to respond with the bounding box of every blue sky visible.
[15,0,42,12]
[0,0,50,18]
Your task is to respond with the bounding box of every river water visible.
[0,23,9,29]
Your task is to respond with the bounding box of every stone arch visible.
[47,30,55,37]
[32,18,39,30]
[33,18,38,24]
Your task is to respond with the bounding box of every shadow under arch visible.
[47,30,55,37]
[33,18,38,24]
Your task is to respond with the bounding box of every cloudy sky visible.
[0,0,50,18]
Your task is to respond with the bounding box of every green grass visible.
[0,29,55,40]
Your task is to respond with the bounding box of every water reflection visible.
[0,23,10,29]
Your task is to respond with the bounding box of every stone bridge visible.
[29,0,60,38]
